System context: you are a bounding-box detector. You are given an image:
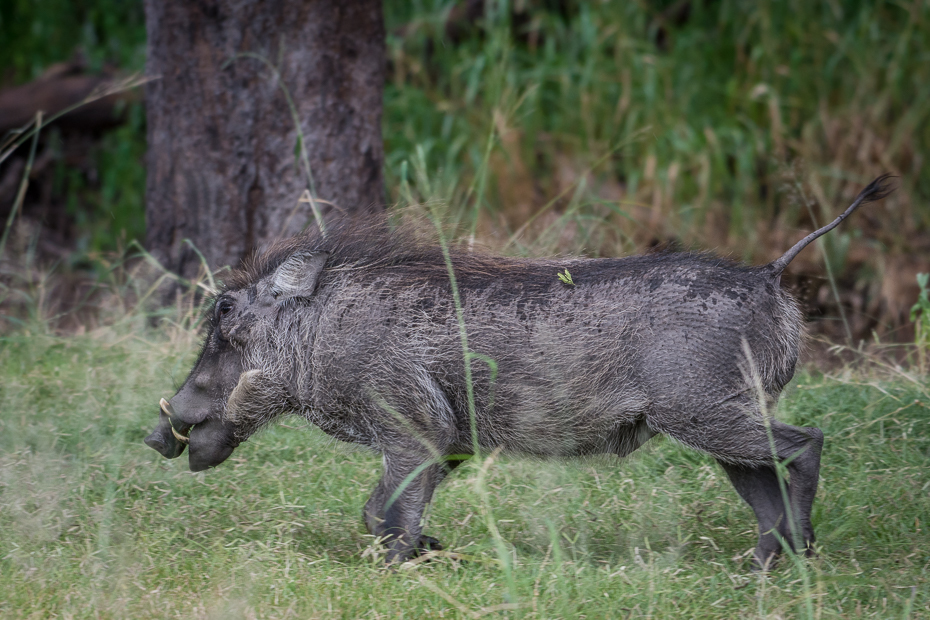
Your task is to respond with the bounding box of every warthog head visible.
[144,250,329,471]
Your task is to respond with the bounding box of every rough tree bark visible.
[144,0,385,279]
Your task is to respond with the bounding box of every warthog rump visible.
[145,176,893,568]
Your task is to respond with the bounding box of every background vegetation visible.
[1,0,928,339]
[1,1,928,617]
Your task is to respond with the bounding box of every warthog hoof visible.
[415,535,444,554]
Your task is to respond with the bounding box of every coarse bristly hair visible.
[217,214,801,457]
[222,216,444,292]
[221,214,763,306]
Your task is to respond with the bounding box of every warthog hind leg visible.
[652,399,823,570]
[719,420,823,569]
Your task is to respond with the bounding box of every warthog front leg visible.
[363,450,461,563]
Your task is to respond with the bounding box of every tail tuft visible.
[768,175,897,277]
[858,173,897,203]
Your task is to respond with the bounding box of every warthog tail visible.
[767,174,896,278]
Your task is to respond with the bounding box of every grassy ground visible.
[1,308,927,619]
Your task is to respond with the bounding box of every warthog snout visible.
[147,392,239,471]
[143,399,187,459]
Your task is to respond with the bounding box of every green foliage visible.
[911,273,930,325]
[62,103,148,260]
[557,267,574,286]
[912,273,930,369]
[0,317,928,617]
[0,0,147,261]
[0,0,145,83]
[384,0,929,254]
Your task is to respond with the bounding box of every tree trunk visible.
[144,0,385,279]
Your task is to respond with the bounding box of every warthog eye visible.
[216,299,234,319]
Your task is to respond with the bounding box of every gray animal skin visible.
[145,176,893,569]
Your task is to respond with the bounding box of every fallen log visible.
[0,60,138,135]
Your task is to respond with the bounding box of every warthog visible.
[145,176,892,568]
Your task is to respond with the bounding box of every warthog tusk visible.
[160,398,191,444]
[226,369,263,422]
[171,426,190,444]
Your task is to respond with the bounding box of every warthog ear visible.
[269,252,329,301]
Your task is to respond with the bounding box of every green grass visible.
[1,314,927,618]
